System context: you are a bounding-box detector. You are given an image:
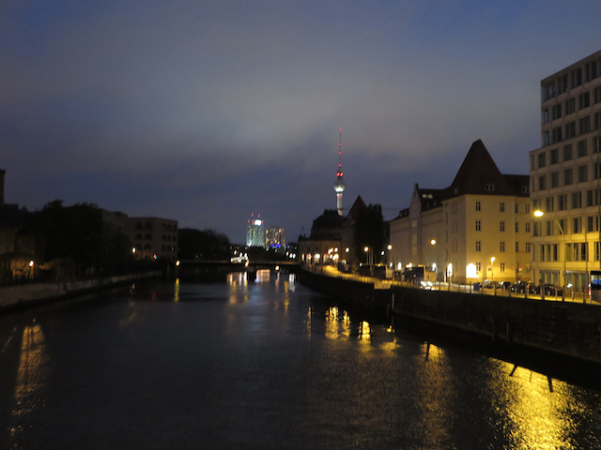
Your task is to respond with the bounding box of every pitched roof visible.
[449,139,517,196]
[346,196,366,221]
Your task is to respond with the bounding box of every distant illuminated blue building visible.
[246,214,265,247]
[266,227,285,253]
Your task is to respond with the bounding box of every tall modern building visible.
[530,49,601,291]
[246,214,265,247]
[266,227,285,251]
[333,129,346,215]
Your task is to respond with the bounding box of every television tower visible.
[333,128,346,216]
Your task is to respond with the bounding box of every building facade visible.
[389,140,531,284]
[530,49,601,291]
[130,217,178,261]
[265,227,285,252]
[246,214,265,247]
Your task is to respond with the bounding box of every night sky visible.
[2,1,601,244]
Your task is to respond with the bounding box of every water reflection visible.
[10,321,51,447]
[488,361,584,449]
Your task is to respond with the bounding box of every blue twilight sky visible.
[1,0,601,244]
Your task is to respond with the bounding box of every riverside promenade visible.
[299,266,601,365]
[0,272,162,312]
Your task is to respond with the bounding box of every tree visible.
[177,228,231,260]
[353,203,385,264]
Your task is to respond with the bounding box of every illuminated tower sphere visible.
[334,129,345,216]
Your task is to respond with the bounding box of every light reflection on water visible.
[0,274,599,450]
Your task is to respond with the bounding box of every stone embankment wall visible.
[299,269,601,364]
[0,272,161,312]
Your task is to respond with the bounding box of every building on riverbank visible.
[530,49,601,292]
[389,140,531,284]
[130,217,178,261]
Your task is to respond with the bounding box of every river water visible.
[0,271,600,449]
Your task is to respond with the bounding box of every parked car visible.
[498,281,512,290]
[542,284,563,296]
[530,284,563,296]
[482,280,498,289]
[511,281,530,293]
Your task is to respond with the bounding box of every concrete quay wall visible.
[299,269,601,364]
[0,272,161,312]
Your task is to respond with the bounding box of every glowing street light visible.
[534,209,566,300]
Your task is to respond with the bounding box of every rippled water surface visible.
[1,272,600,449]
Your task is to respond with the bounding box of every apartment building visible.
[530,49,601,291]
[389,140,530,284]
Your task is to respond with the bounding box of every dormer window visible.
[485,184,495,192]
[521,186,529,193]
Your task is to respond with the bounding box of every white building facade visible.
[530,49,601,291]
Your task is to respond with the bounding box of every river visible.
[0,270,600,449]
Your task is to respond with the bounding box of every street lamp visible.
[534,210,566,300]
[363,246,373,265]
[490,256,495,282]
[430,239,450,288]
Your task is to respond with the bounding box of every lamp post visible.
[490,256,495,282]
[430,239,450,290]
[363,246,373,265]
[534,210,566,301]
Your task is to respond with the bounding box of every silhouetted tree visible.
[353,203,385,264]
[177,228,231,260]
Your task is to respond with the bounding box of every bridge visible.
[175,260,300,278]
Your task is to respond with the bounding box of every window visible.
[564,168,573,185]
[552,126,563,143]
[525,222,531,233]
[475,220,481,231]
[516,242,519,252]
[565,98,576,115]
[546,221,553,236]
[571,68,582,88]
[594,136,601,154]
[539,175,546,190]
[545,196,554,212]
[588,216,600,232]
[565,121,576,139]
[563,144,573,161]
[558,194,567,210]
[550,148,559,164]
[515,222,519,232]
[551,104,562,120]
[579,92,590,110]
[579,116,591,135]
[558,74,568,94]
[578,139,588,156]
[499,202,505,212]
[500,221,505,232]
[572,191,582,209]
[476,262,482,272]
[573,217,582,234]
[476,241,481,252]
[475,201,481,211]
[515,204,519,213]
[566,243,587,262]
[500,263,505,272]
[595,163,601,180]
[542,109,549,124]
[578,164,588,183]
[485,184,495,191]
[500,241,505,252]
[558,219,565,235]
[595,111,601,130]
[551,172,559,188]
[525,204,530,214]
[543,132,549,146]
[526,242,531,252]
[594,86,601,104]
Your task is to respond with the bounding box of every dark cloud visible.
[2,0,601,242]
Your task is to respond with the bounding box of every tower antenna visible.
[333,128,346,216]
